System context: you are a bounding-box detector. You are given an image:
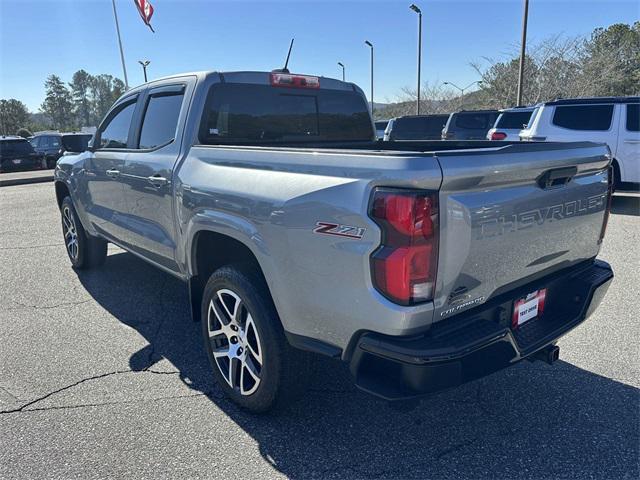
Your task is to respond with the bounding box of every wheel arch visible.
[188,228,275,324]
[54,180,70,209]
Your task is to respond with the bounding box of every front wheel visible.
[201,265,308,413]
[61,196,107,269]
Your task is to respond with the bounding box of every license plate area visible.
[512,288,547,328]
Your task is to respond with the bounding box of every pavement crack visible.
[0,243,63,250]
[10,391,207,414]
[9,299,92,311]
[0,369,183,415]
[0,370,131,414]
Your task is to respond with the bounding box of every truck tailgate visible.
[433,142,611,321]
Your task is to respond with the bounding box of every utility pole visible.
[516,0,529,106]
[410,4,422,115]
[365,41,374,115]
[337,62,345,82]
[111,0,129,89]
[139,60,150,83]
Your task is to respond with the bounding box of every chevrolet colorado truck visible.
[54,71,614,412]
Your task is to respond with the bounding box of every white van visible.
[519,97,639,187]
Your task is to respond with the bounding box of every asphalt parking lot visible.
[0,182,638,479]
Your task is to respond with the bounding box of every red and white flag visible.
[134,0,155,32]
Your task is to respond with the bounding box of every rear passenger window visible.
[99,101,136,149]
[552,105,613,131]
[626,104,639,132]
[139,91,184,149]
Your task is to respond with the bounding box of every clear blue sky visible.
[1,0,638,111]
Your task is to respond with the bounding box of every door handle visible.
[624,139,640,144]
[106,169,120,178]
[147,175,169,187]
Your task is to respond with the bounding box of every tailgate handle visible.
[537,166,577,189]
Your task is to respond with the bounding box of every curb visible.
[0,173,54,187]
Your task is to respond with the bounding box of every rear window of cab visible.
[198,83,374,144]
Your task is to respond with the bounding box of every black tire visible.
[201,265,308,413]
[61,196,107,269]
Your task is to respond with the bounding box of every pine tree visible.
[41,75,74,131]
[69,70,93,128]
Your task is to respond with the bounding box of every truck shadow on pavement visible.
[77,250,639,479]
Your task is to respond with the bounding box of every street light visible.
[138,60,150,83]
[364,41,374,114]
[443,80,483,96]
[337,62,345,82]
[409,4,422,115]
[516,0,530,106]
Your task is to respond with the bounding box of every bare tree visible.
[378,81,458,119]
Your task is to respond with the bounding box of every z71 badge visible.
[313,222,366,239]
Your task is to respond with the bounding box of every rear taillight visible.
[598,166,614,244]
[270,73,320,89]
[491,131,507,140]
[369,189,439,305]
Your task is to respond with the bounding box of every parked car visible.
[383,114,449,141]
[374,120,389,139]
[487,107,535,141]
[519,97,639,187]
[442,109,499,140]
[0,136,43,173]
[54,70,613,412]
[30,132,93,169]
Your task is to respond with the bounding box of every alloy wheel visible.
[207,288,263,395]
[62,206,79,260]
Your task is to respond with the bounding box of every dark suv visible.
[0,136,43,173]
[441,110,499,140]
[30,132,93,169]
[383,114,449,141]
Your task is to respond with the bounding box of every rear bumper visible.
[349,260,613,401]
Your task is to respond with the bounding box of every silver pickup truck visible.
[54,71,614,412]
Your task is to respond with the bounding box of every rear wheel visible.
[201,265,308,413]
[61,196,107,269]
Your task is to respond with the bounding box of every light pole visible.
[516,0,530,106]
[365,41,374,114]
[410,4,422,115]
[138,60,150,83]
[443,80,483,96]
[111,0,129,89]
[337,62,345,82]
